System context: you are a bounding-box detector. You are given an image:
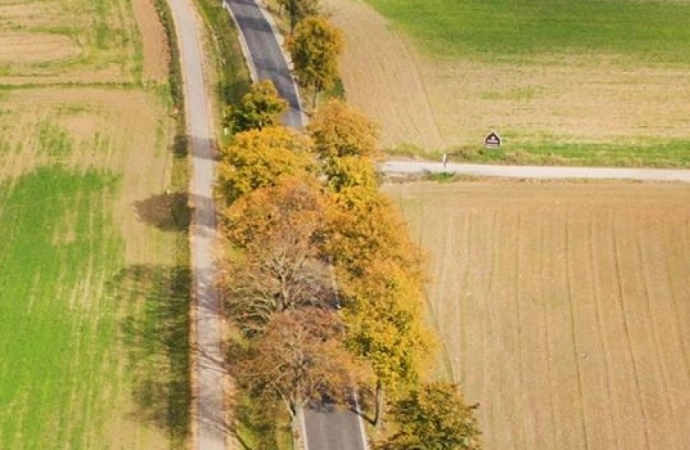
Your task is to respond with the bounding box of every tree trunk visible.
[374,381,385,428]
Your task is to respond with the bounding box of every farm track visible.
[386,181,690,450]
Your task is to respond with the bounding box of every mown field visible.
[0,0,189,448]
[328,0,690,165]
[385,181,690,449]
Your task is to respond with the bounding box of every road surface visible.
[165,0,226,449]
[224,0,303,127]
[381,161,690,182]
[223,0,369,449]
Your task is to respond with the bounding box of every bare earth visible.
[326,0,690,151]
[385,181,690,450]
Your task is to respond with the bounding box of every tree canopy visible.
[308,99,379,160]
[277,0,320,31]
[378,382,483,450]
[286,17,344,106]
[223,79,287,134]
[220,179,333,332]
[236,308,370,420]
[216,126,315,204]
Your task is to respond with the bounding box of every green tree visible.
[286,17,344,107]
[277,0,320,32]
[378,382,482,450]
[223,79,287,133]
[216,126,314,203]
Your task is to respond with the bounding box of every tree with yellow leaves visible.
[216,126,314,204]
[286,17,344,107]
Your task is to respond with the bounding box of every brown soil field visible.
[325,0,690,152]
[385,181,690,450]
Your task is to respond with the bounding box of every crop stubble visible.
[385,181,690,449]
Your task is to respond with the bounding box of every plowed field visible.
[385,181,690,450]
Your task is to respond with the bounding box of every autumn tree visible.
[286,17,344,107]
[235,308,370,423]
[377,382,482,450]
[323,186,424,278]
[216,126,315,204]
[223,79,287,134]
[308,99,379,160]
[277,0,320,32]
[307,100,380,191]
[220,179,334,332]
[340,260,434,426]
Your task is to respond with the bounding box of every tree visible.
[323,186,425,278]
[322,155,379,192]
[308,99,379,160]
[235,308,370,423]
[277,0,320,32]
[223,80,288,133]
[220,179,333,332]
[286,17,344,107]
[216,126,315,204]
[377,382,482,450]
[340,260,434,426]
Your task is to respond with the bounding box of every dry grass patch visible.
[327,0,690,165]
[386,180,690,450]
[0,33,80,64]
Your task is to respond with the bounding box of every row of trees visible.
[216,2,482,444]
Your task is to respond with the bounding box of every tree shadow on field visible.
[134,192,190,232]
[109,264,192,446]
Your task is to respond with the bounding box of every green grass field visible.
[365,0,690,62]
[0,168,119,447]
[0,0,190,448]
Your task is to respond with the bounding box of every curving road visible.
[223,0,368,449]
[165,0,226,449]
[381,161,690,182]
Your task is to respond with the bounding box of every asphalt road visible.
[224,0,303,128]
[381,161,690,182]
[165,0,226,449]
[223,1,368,449]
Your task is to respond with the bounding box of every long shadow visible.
[109,264,193,446]
[134,192,190,232]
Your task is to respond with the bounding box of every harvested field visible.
[0,0,188,448]
[326,0,690,166]
[385,181,690,450]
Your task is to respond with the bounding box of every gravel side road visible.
[165,1,226,449]
[382,161,690,182]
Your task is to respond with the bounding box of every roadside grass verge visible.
[364,0,690,63]
[386,138,690,168]
[194,0,251,114]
